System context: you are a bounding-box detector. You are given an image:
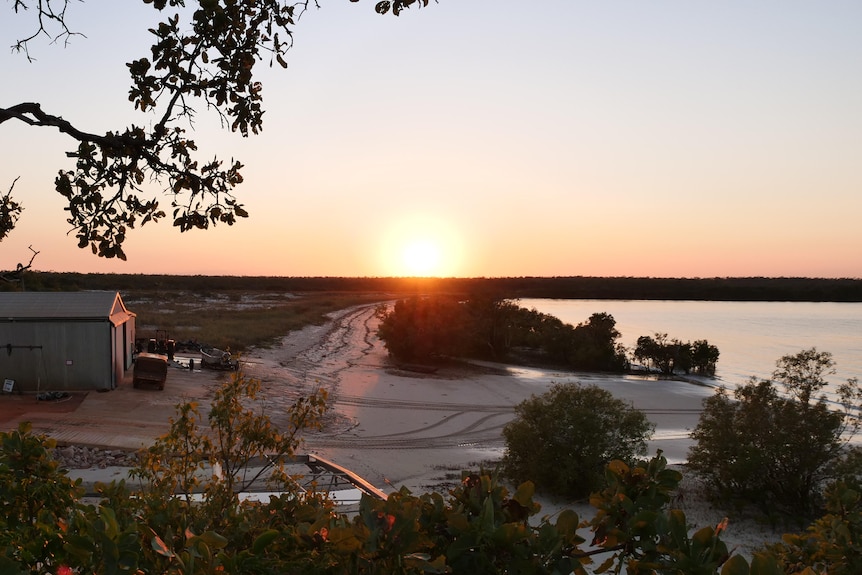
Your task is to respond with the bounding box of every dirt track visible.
[239,304,519,493]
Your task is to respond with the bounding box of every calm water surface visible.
[519,299,862,395]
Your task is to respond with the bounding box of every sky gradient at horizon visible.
[2,1,860,278]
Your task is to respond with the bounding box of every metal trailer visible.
[132,353,168,390]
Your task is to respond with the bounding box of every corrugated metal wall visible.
[0,320,113,392]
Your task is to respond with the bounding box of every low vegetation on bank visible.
[126,291,386,352]
[376,294,718,376]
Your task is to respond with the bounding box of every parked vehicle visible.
[133,353,168,390]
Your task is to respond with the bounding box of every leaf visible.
[668,509,689,547]
[594,555,616,574]
[480,495,496,533]
[63,534,96,560]
[328,526,363,553]
[749,552,783,575]
[720,554,750,575]
[555,509,580,538]
[448,512,469,532]
[198,531,228,549]
[100,506,119,539]
[252,529,279,554]
[607,459,630,476]
[512,481,535,507]
[151,535,175,558]
[691,525,715,548]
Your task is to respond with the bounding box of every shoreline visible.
[241,304,781,558]
[241,304,714,488]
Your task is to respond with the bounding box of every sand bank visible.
[242,304,712,494]
[239,304,785,558]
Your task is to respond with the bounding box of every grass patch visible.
[125,291,387,351]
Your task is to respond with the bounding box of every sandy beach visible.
[242,304,711,491]
[237,304,782,557]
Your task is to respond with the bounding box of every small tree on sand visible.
[688,348,862,518]
[502,383,654,498]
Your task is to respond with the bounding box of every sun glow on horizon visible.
[379,216,463,277]
[400,239,443,277]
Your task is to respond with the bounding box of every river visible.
[519,299,862,397]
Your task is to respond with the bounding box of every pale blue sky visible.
[2,1,860,277]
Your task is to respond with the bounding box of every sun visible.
[379,217,463,277]
[401,239,442,277]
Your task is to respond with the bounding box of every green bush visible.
[1,421,745,575]
[502,383,654,498]
[687,348,862,517]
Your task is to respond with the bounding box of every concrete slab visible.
[1,360,230,451]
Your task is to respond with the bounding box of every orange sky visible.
[2,1,861,278]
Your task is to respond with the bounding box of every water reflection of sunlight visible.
[505,366,581,384]
[505,365,714,394]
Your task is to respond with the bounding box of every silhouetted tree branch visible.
[3,0,433,259]
[1,245,39,285]
[0,178,24,241]
[9,0,82,61]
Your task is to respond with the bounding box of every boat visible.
[200,347,238,371]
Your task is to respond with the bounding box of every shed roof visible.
[0,291,134,325]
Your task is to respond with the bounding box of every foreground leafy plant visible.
[5,369,861,574]
[767,482,862,575]
[130,369,329,555]
[0,422,83,574]
[588,455,734,574]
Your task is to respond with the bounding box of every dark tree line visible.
[376,295,629,372]
[6,273,862,303]
[377,295,723,377]
[633,333,720,376]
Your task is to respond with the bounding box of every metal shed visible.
[0,291,136,393]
